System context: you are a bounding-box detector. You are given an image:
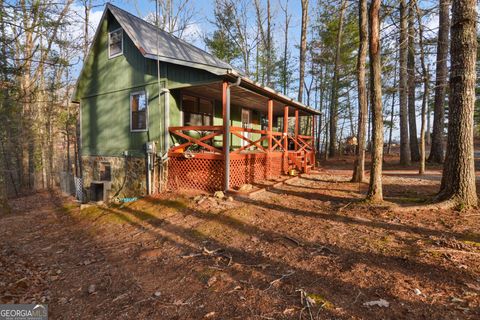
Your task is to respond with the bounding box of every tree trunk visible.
[298,0,308,103]
[407,0,420,162]
[366,0,383,202]
[367,87,371,150]
[426,99,431,146]
[416,3,429,175]
[438,0,477,207]
[83,0,91,60]
[266,0,272,87]
[399,0,411,165]
[328,0,347,158]
[352,0,368,183]
[347,93,354,137]
[429,0,450,163]
[387,58,398,155]
[281,0,290,95]
[317,65,325,152]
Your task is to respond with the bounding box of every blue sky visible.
[92,0,305,51]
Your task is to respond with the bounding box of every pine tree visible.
[438,0,477,207]
[366,0,383,202]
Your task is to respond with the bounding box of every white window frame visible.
[108,28,123,59]
[130,90,148,132]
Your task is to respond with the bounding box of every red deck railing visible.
[169,126,224,154]
[169,125,314,167]
[167,125,315,192]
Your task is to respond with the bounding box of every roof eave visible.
[144,53,232,76]
[223,70,321,116]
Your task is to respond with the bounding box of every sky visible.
[84,0,306,51]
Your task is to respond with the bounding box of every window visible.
[130,91,148,131]
[99,162,111,181]
[108,28,123,58]
[182,95,213,126]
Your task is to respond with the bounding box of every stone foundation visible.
[82,156,147,200]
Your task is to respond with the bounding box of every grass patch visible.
[391,196,427,204]
[306,293,334,309]
[462,240,480,248]
[0,200,11,215]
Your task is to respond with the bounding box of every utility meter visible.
[145,141,156,154]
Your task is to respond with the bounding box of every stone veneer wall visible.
[82,156,147,200]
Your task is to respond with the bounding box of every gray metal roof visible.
[107,3,234,72]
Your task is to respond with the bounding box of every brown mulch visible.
[1,161,480,319]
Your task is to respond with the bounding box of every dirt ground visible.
[1,156,480,319]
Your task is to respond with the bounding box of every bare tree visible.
[416,3,429,175]
[366,0,383,202]
[280,0,292,95]
[407,0,420,162]
[429,0,450,163]
[328,0,347,158]
[298,0,308,102]
[352,0,368,183]
[438,0,477,207]
[387,57,398,155]
[399,0,410,165]
[146,0,195,39]
[253,0,275,87]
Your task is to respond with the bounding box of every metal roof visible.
[107,3,234,72]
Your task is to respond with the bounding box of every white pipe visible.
[162,88,170,153]
[146,152,151,195]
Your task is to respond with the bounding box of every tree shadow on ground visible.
[236,195,480,243]
[111,197,478,319]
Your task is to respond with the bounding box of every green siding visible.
[176,98,264,150]
[77,12,221,157]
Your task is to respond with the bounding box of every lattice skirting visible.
[167,152,286,192]
[168,156,224,192]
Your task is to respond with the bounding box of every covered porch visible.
[167,79,320,192]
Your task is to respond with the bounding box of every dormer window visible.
[108,28,123,58]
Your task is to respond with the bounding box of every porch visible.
[167,79,319,192]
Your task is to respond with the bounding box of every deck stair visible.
[288,150,314,174]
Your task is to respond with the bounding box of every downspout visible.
[162,88,170,153]
[224,77,241,192]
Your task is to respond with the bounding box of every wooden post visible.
[268,100,273,151]
[283,106,289,173]
[312,115,316,149]
[294,109,299,151]
[222,80,229,191]
[312,114,316,169]
[266,99,273,179]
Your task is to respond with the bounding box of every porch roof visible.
[181,80,321,117]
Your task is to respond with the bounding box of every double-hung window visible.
[130,91,148,131]
[108,28,123,58]
[182,95,213,126]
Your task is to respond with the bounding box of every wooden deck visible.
[167,125,315,192]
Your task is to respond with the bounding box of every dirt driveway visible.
[1,169,479,319]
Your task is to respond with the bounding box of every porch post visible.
[312,115,316,149]
[294,109,299,151]
[268,99,273,151]
[312,114,316,169]
[266,99,273,179]
[222,80,230,191]
[283,106,289,173]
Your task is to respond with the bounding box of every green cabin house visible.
[73,3,320,201]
